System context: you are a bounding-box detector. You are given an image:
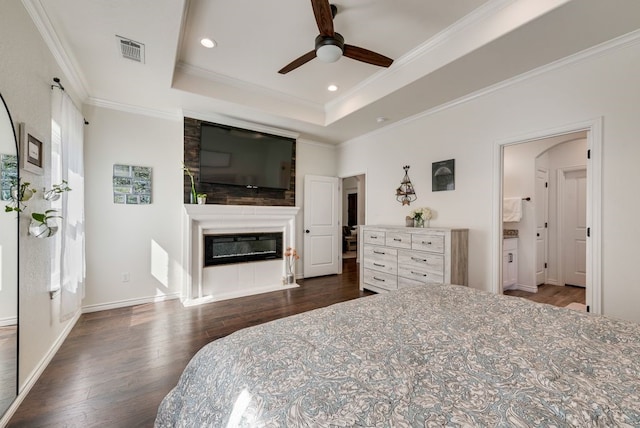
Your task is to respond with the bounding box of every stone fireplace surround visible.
[182,204,300,305]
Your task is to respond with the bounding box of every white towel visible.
[503,197,522,222]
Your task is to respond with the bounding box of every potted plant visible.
[196,193,207,205]
[182,162,197,203]
[5,180,36,213]
[29,209,61,238]
[43,180,71,201]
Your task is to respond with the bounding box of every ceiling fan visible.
[278,0,394,74]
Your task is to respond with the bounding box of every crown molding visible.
[297,138,337,149]
[182,109,300,140]
[339,28,640,148]
[21,0,90,101]
[326,0,516,113]
[175,62,324,113]
[87,98,182,122]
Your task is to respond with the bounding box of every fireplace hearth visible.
[204,232,283,267]
[182,204,300,305]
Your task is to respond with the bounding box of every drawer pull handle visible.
[373,262,385,267]
[373,250,386,255]
[411,257,427,262]
[411,271,427,277]
[393,238,402,242]
[370,236,378,239]
[373,276,386,282]
[422,241,432,245]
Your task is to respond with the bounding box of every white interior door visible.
[562,169,587,287]
[535,168,549,285]
[303,175,341,278]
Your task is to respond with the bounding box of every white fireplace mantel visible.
[182,204,300,305]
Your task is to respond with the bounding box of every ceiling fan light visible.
[316,44,342,63]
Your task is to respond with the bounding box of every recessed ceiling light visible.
[327,84,338,92]
[200,38,216,48]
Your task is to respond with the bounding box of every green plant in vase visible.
[29,209,61,238]
[182,162,197,203]
[5,179,36,213]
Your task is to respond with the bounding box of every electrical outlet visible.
[121,272,130,282]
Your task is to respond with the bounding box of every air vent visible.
[116,35,145,63]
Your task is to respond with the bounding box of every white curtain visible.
[51,89,85,321]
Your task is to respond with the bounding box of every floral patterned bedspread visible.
[155,285,640,427]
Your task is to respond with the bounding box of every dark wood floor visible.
[504,283,586,307]
[9,264,585,427]
[8,259,372,428]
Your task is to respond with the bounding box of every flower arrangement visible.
[284,247,300,275]
[409,207,432,221]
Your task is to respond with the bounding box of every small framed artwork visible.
[19,123,44,175]
[113,164,152,204]
[432,159,455,191]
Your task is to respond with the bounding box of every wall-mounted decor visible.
[19,123,44,175]
[0,154,18,200]
[113,164,152,204]
[396,165,417,205]
[432,159,455,192]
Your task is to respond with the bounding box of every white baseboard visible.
[510,283,538,293]
[0,316,17,327]
[0,309,82,427]
[81,292,181,314]
[182,283,298,307]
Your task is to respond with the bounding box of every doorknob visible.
[305,229,310,233]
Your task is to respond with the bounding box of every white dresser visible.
[360,225,468,293]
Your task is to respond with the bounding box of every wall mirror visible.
[0,92,18,416]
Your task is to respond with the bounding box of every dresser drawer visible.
[385,231,411,249]
[398,266,444,284]
[363,269,397,291]
[363,230,385,245]
[398,250,444,275]
[412,233,445,253]
[363,245,397,274]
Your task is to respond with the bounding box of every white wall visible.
[294,139,337,277]
[0,1,81,390]
[338,40,640,322]
[82,106,183,308]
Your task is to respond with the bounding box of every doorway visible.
[341,174,365,261]
[494,119,602,314]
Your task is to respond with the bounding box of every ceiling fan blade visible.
[343,44,393,68]
[311,0,335,36]
[278,50,317,74]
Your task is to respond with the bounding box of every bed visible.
[155,284,640,427]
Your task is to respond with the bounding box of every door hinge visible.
[587,149,591,159]
[545,222,548,228]
[545,182,548,188]
[544,262,547,269]
[586,305,590,313]
[587,227,591,237]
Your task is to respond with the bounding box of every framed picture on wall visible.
[19,123,44,175]
[432,159,455,191]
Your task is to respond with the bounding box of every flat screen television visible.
[199,123,294,190]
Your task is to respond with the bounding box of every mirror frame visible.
[0,91,19,415]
